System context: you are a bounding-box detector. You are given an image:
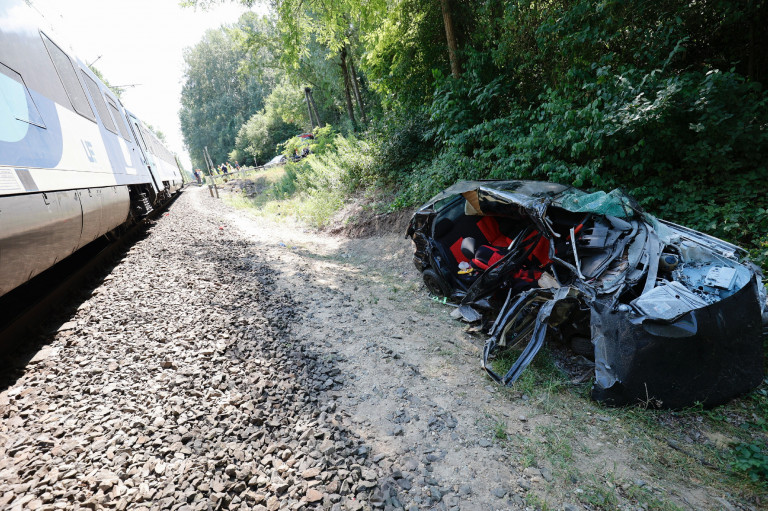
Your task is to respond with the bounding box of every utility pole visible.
[203,146,214,175]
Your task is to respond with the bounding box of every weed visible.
[625,483,683,511]
[517,437,537,468]
[524,492,550,510]
[493,420,507,440]
[578,479,619,508]
[490,345,568,401]
[539,425,574,465]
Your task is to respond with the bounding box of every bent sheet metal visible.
[407,180,767,408]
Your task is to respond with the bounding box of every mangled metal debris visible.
[407,180,767,408]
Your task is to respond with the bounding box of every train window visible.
[0,62,46,131]
[40,33,95,122]
[105,97,132,141]
[81,71,118,135]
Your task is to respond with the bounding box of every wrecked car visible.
[407,180,767,408]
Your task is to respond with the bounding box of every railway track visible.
[0,195,179,354]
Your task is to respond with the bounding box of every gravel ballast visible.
[0,189,396,511]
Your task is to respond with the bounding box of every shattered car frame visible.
[407,180,767,408]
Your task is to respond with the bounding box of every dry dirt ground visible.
[204,183,745,511]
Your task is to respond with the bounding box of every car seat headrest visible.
[461,237,477,259]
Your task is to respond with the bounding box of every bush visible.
[367,109,435,187]
[732,442,768,483]
[408,57,768,270]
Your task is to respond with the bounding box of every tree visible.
[231,79,303,164]
[363,0,451,107]
[439,0,460,78]
[144,124,167,143]
[339,45,356,127]
[179,13,274,169]
[183,0,384,128]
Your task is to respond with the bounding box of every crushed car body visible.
[407,180,767,408]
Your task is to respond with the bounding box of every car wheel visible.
[422,268,450,297]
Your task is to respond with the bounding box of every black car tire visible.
[422,268,451,297]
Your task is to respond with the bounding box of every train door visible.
[125,112,163,194]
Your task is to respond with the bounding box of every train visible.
[0,0,185,298]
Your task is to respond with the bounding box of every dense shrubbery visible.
[262,126,379,226]
[405,62,768,267]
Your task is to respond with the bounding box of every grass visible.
[624,483,684,511]
[524,493,550,510]
[223,165,345,228]
[489,344,569,402]
[493,419,507,440]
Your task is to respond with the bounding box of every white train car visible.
[0,0,183,297]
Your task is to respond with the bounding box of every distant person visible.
[234,161,241,171]
[220,163,227,174]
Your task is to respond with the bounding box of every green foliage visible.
[281,127,375,194]
[363,0,447,107]
[280,124,334,157]
[233,79,304,165]
[732,442,768,483]
[493,420,507,440]
[179,13,276,169]
[266,80,309,127]
[366,109,434,186]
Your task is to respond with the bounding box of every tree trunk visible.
[346,46,367,123]
[439,0,461,78]
[306,87,323,128]
[339,47,357,127]
[304,87,316,130]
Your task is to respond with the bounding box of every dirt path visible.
[209,190,528,509]
[195,185,732,511]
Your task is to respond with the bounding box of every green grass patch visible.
[489,345,569,401]
[223,164,345,228]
